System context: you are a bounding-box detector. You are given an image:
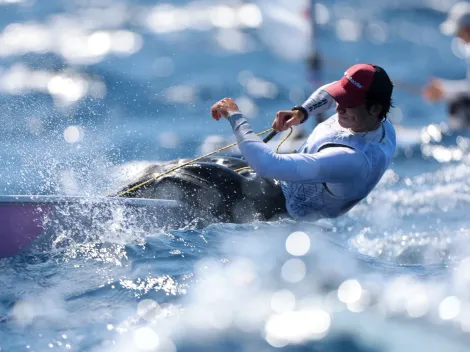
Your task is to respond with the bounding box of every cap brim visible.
[325,81,365,108]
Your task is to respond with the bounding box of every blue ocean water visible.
[1,0,470,351]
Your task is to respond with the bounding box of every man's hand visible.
[272,110,305,132]
[211,97,241,120]
[422,79,444,102]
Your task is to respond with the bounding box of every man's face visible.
[336,103,380,131]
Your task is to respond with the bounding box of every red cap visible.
[325,64,376,108]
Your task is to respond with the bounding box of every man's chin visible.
[338,116,352,128]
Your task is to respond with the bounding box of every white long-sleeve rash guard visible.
[226,85,380,191]
[439,45,470,101]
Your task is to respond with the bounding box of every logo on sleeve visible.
[308,98,328,112]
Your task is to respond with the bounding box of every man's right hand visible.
[272,110,305,132]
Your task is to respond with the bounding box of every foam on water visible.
[1,0,470,351]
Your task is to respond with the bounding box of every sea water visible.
[1,0,470,351]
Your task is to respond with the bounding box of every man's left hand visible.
[211,98,241,120]
[422,79,444,102]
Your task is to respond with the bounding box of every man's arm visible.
[439,78,470,100]
[300,83,336,117]
[272,83,336,131]
[229,113,368,183]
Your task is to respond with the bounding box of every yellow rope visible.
[276,127,293,154]
[232,166,252,173]
[116,127,277,197]
[233,127,293,173]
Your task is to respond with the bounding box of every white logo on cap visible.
[344,71,363,88]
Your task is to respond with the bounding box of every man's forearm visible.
[440,78,470,100]
[300,83,336,118]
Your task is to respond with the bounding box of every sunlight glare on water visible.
[2,0,470,351]
[285,231,310,256]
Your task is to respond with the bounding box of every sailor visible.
[119,64,396,223]
[422,2,470,129]
[211,63,397,220]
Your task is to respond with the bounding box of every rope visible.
[276,127,294,154]
[233,127,293,173]
[116,127,287,197]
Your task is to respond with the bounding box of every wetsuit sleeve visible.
[439,78,470,100]
[227,113,368,183]
[300,83,336,116]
